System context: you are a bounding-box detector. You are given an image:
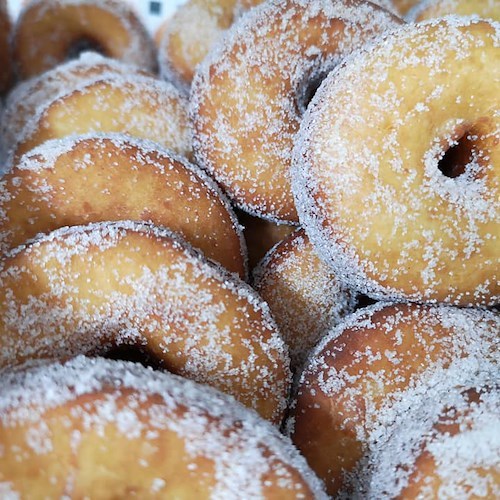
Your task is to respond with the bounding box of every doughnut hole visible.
[437,118,496,180]
[66,37,107,60]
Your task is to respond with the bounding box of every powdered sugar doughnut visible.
[0,221,290,422]
[0,53,148,159]
[408,0,500,22]
[13,0,156,80]
[253,228,356,371]
[0,134,246,277]
[0,356,326,498]
[370,386,499,499]
[289,303,499,496]
[159,0,263,90]
[191,0,402,222]
[9,72,191,164]
[293,18,500,306]
[0,0,12,94]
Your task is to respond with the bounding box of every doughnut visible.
[0,52,149,160]
[0,0,12,94]
[370,386,499,498]
[159,0,263,89]
[13,0,157,80]
[0,356,327,498]
[8,72,191,165]
[253,228,356,371]
[191,0,402,223]
[289,303,499,496]
[408,0,500,22]
[0,134,246,278]
[237,210,295,269]
[293,18,500,306]
[0,221,290,422]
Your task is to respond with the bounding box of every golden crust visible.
[0,135,246,277]
[253,228,355,371]
[0,357,324,498]
[293,18,500,306]
[10,73,191,163]
[290,303,499,495]
[13,0,157,79]
[0,221,290,422]
[0,0,12,94]
[191,0,401,222]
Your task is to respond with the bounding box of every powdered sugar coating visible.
[13,0,157,79]
[6,71,191,167]
[290,302,499,496]
[0,52,148,161]
[0,220,290,422]
[159,0,263,91]
[253,228,356,371]
[407,0,500,23]
[191,0,402,222]
[0,132,247,277]
[292,17,500,306]
[369,386,499,499]
[0,356,327,498]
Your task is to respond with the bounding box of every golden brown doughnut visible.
[0,134,246,277]
[159,0,263,89]
[8,71,191,164]
[0,52,148,160]
[0,0,12,94]
[13,0,157,79]
[253,228,356,371]
[289,303,499,495]
[370,386,499,498]
[0,356,327,498]
[191,0,402,222]
[408,0,500,22]
[0,221,290,422]
[293,18,500,306]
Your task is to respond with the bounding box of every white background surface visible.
[7,0,189,32]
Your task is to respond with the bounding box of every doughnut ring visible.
[0,221,290,422]
[0,134,246,277]
[293,18,500,306]
[13,0,156,79]
[289,302,499,495]
[191,0,401,222]
[0,356,326,498]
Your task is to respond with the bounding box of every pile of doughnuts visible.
[0,0,498,497]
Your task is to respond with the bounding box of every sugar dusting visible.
[291,303,499,496]
[190,0,402,221]
[369,385,499,498]
[0,356,327,498]
[0,220,289,421]
[13,0,156,76]
[0,52,148,162]
[6,71,191,168]
[253,228,356,371]
[0,132,248,277]
[292,17,500,305]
